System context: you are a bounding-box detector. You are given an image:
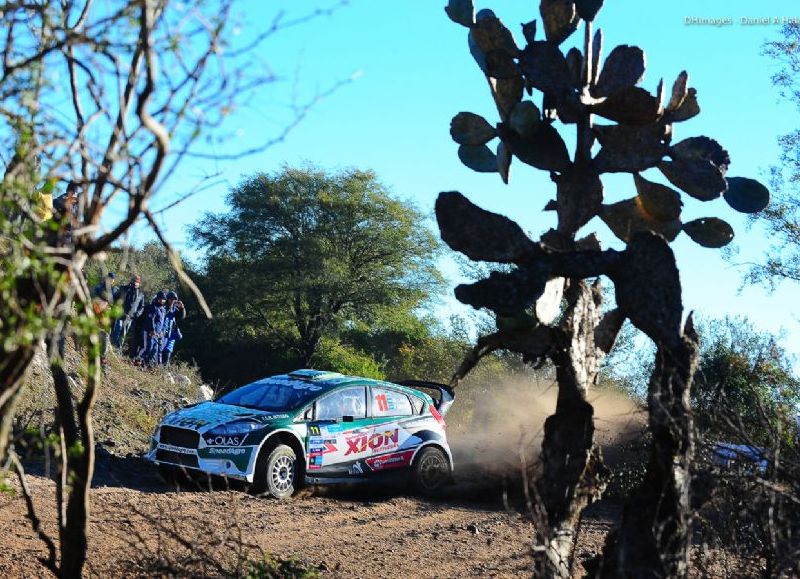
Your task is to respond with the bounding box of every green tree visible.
[85,241,180,297]
[190,166,444,367]
[748,22,800,286]
[693,317,800,447]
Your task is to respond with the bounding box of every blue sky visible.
[132,1,800,356]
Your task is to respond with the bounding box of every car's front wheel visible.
[412,446,451,495]
[252,444,297,499]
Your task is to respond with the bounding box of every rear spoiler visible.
[394,380,455,417]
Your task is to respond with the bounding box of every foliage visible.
[693,316,800,448]
[0,471,15,497]
[313,337,385,380]
[189,165,444,366]
[748,22,800,287]
[84,241,181,298]
[244,553,321,579]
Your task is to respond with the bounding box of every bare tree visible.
[439,1,769,577]
[0,1,348,576]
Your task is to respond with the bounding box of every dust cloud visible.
[447,375,646,491]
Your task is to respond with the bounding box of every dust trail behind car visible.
[446,373,646,497]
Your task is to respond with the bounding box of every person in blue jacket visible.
[161,325,183,366]
[160,291,186,365]
[138,290,167,367]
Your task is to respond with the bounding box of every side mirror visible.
[342,415,354,423]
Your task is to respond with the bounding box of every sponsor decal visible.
[348,461,365,475]
[164,415,209,428]
[324,423,342,433]
[266,414,290,420]
[308,436,324,445]
[308,454,324,470]
[323,438,337,444]
[198,446,252,470]
[207,447,248,456]
[292,384,323,391]
[374,393,396,413]
[308,426,321,436]
[345,429,399,456]
[309,442,337,455]
[163,402,266,428]
[261,376,324,391]
[158,443,196,455]
[366,450,415,471]
[203,435,244,447]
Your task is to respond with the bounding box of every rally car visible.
[146,369,455,499]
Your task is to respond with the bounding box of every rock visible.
[174,374,191,388]
[165,372,176,385]
[199,384,214,401]
[467,523,480,535]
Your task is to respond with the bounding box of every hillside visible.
[14,343,205,457]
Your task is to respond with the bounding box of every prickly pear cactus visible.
[438,1,769,578]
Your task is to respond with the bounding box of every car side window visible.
[371,387,413,418]
[314,387,366,421]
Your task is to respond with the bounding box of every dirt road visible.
[0,453,616,578]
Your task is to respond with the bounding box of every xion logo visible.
[345,429,399,455]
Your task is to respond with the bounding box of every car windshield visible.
[217,378,324,412]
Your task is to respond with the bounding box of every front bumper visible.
[145,436,258,482]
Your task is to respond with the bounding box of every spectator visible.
[161,290,186,365]
[110,275,145,350]
[53,182,78,222]
[138,290,167,367]
[161,325,183,366]
[52,181,79,242]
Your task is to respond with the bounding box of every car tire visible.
[252,443,298,500]
[412,446,451,496]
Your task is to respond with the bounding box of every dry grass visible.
[14,342,204,456]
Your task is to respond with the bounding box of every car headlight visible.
[205,420,261,437]
[203,420,261,447]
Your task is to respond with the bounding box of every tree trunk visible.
[0,346,37,463]
[535,280,610,578]
[50,332,100,579]
[594,319,699,578]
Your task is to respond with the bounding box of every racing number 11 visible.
[375,393,389,412]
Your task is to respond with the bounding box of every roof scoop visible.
[288,369,344,382]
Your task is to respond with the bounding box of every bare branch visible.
[9,450,58,573]
[143,209,212,319]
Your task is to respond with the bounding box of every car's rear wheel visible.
[412,446,450,495]
[252,443,297,499]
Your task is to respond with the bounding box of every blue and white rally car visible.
[146,369,455,499]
